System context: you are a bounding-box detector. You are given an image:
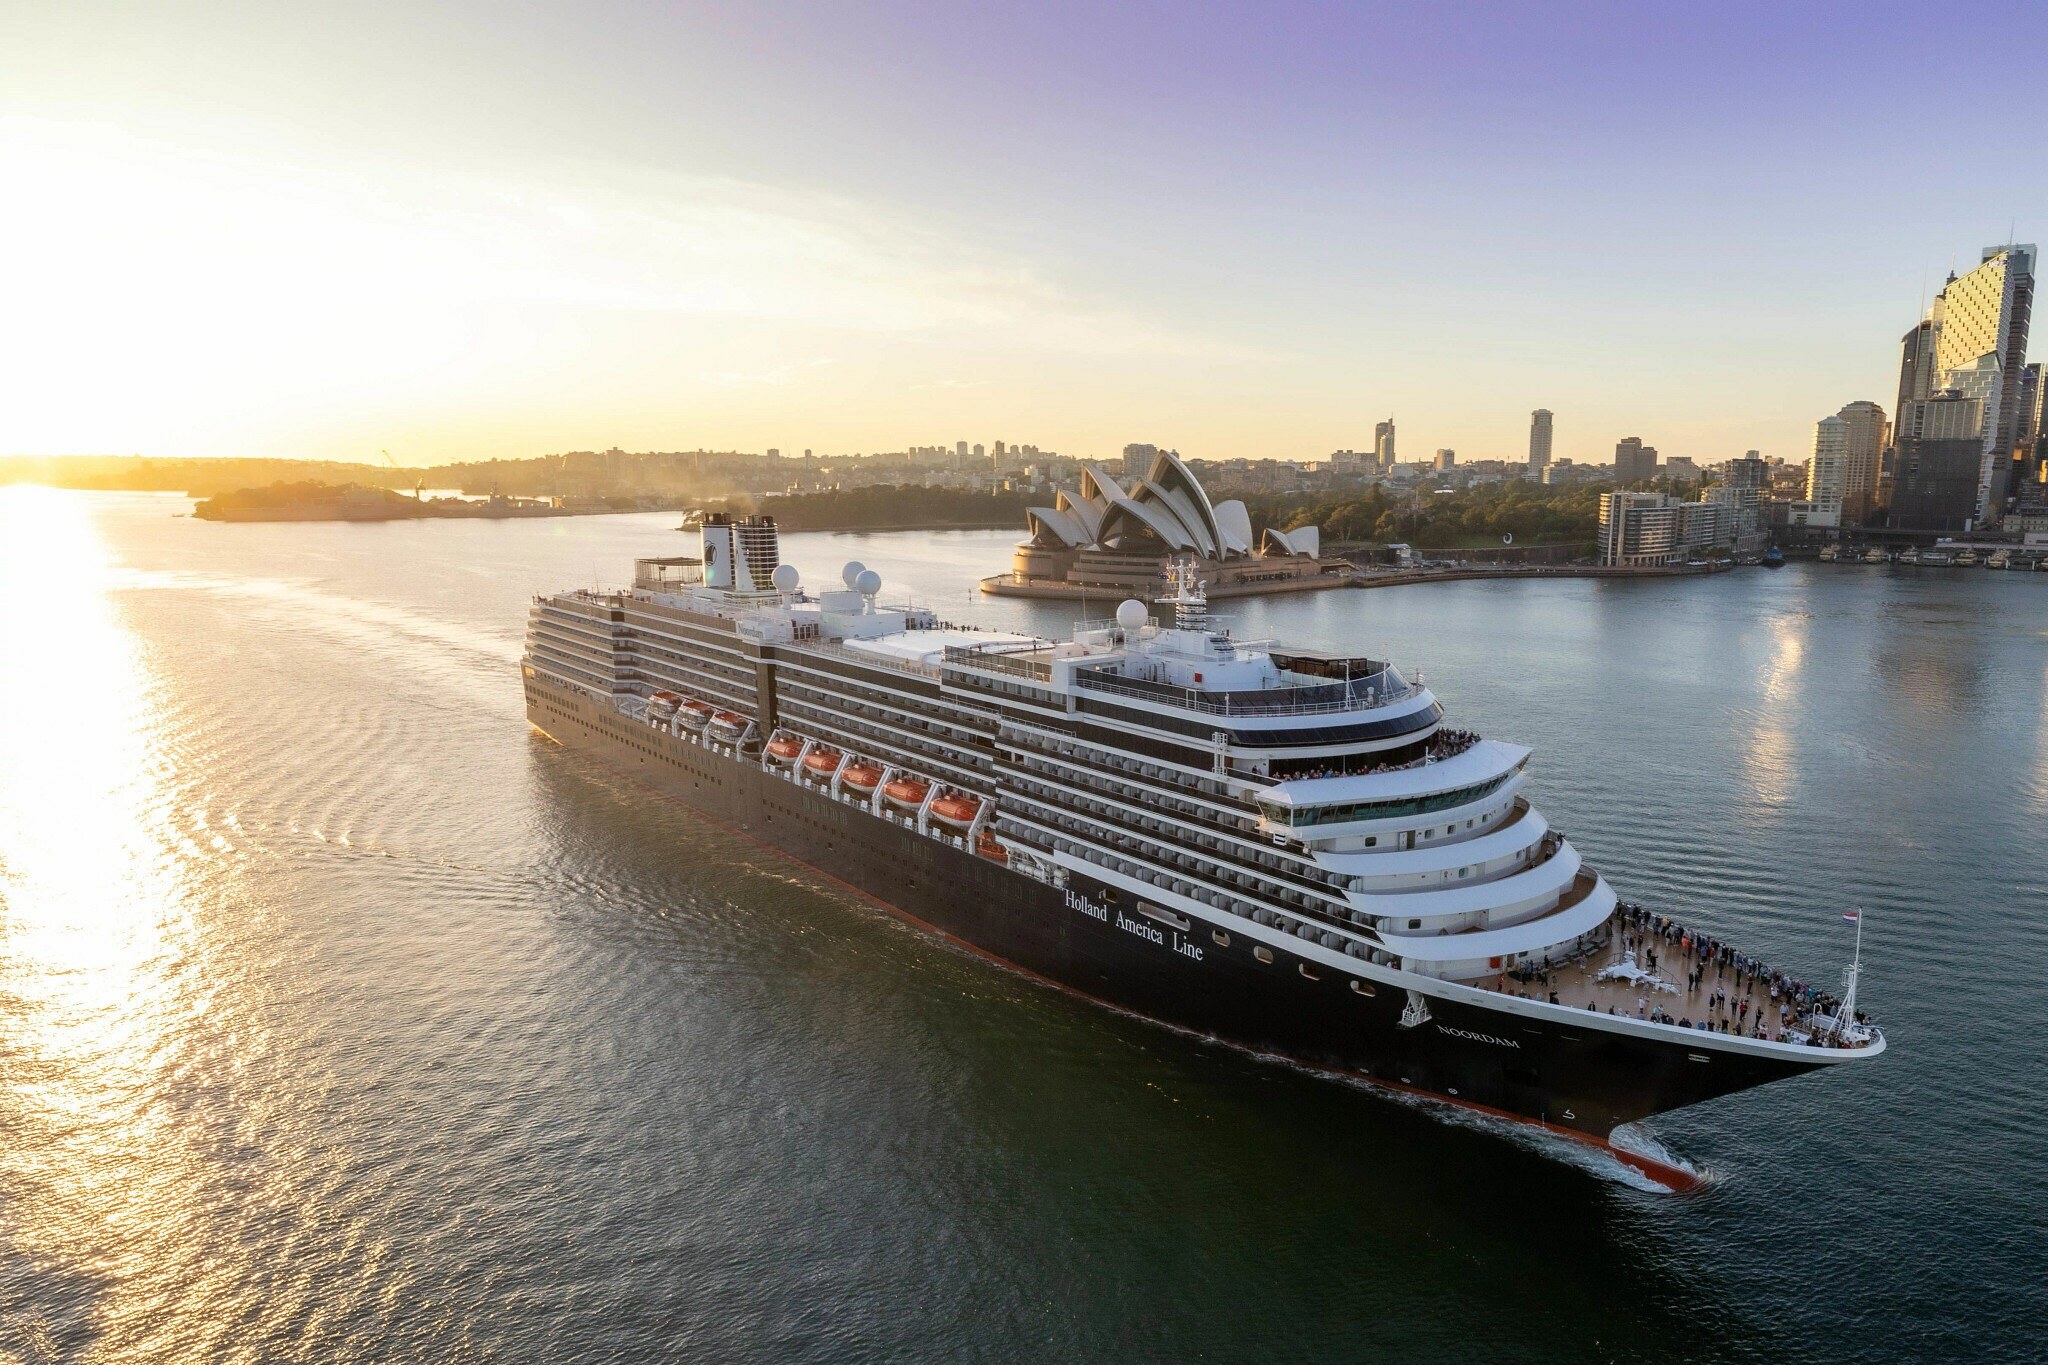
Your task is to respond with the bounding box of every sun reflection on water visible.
[0,487,239,1354]
[1736,610,1805,806]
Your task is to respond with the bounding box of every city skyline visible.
[4,2,2043,466]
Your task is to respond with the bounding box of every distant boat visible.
[1921,549,1954,566]
[1818,545,1840,562]
[1760,547,1786,569]
[1955,548,1980,567]
[1987,551,2011,569]
[1863,547,1889,564]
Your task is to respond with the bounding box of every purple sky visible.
[5,0,2044,462]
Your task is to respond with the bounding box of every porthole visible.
[1253,946,1275,964]
[1211,930,1231,947]
[1350,979,1376,997]
[1298,963,1320,981]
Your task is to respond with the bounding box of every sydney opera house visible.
[981,450,1341,599]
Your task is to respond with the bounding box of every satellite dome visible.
[854,568,883,597]
[1115,599,1148,632]
[840,560,866,589]
[771,563,800,592]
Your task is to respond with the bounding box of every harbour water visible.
[1,489,2042,1362]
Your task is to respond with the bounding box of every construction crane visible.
[379,449,424,500]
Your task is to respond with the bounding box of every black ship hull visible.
[528,675,1829,1184]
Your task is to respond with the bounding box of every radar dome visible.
[1115,599,1148,632]
[854,568,883,598]
[771,563,800,592]
[840,560,866,589]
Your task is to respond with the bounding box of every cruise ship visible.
[523,511,1884,1184]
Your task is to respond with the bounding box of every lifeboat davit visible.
[802,747,843,776]
[678,700,714,729]
[976,832,1008,864]
[648,690,682,714]
[928,792,982,829]
[881,776,930,812]
[840,763,884,794]
[766,736,804,765]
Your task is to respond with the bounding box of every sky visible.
[3,0,2045,467]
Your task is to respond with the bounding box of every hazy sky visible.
[5,1,2044,465]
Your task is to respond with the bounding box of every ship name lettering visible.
[1114,909,1164,945]
[1064,889,1109,922]
[1170,932,1204,962]
[1438,1026,1521,1049]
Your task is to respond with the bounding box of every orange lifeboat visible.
[677,700,714,729]
[928,792,982,829]
[802,746,843,776]
[708,711,746,738]
[650,690,684,706]
[766,736,804,764]
[840,763,884,794]
[976,832,1008,864]
[881,776,930,812]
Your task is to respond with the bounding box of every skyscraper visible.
[1528,409,1553,470]
[2013,363,2044,505]
[1807,415,1849,518]
[1835,401,1886,524]
[1434,448,1456,470]
[1614,436,1658,485]
[1924,244,2036,520]
[1888,391,1987,535]
[1373,418,1396,473]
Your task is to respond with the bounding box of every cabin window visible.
[1298,964,1320,981]
[1211,930,1231,947]
[1253,946,1275,964]
[1350,979,1376,997]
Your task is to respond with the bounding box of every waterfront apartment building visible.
[1614,437,1658,486]
[1529,410,1553,471]
[1700,483,1769,556]
[1599,491,1725,566]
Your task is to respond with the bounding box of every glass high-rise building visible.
[1373,419,1396,473]
[1928,244,2035,520]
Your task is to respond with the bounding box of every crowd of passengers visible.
[1277,729,1480,782]
[1492,904,1870,1047]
